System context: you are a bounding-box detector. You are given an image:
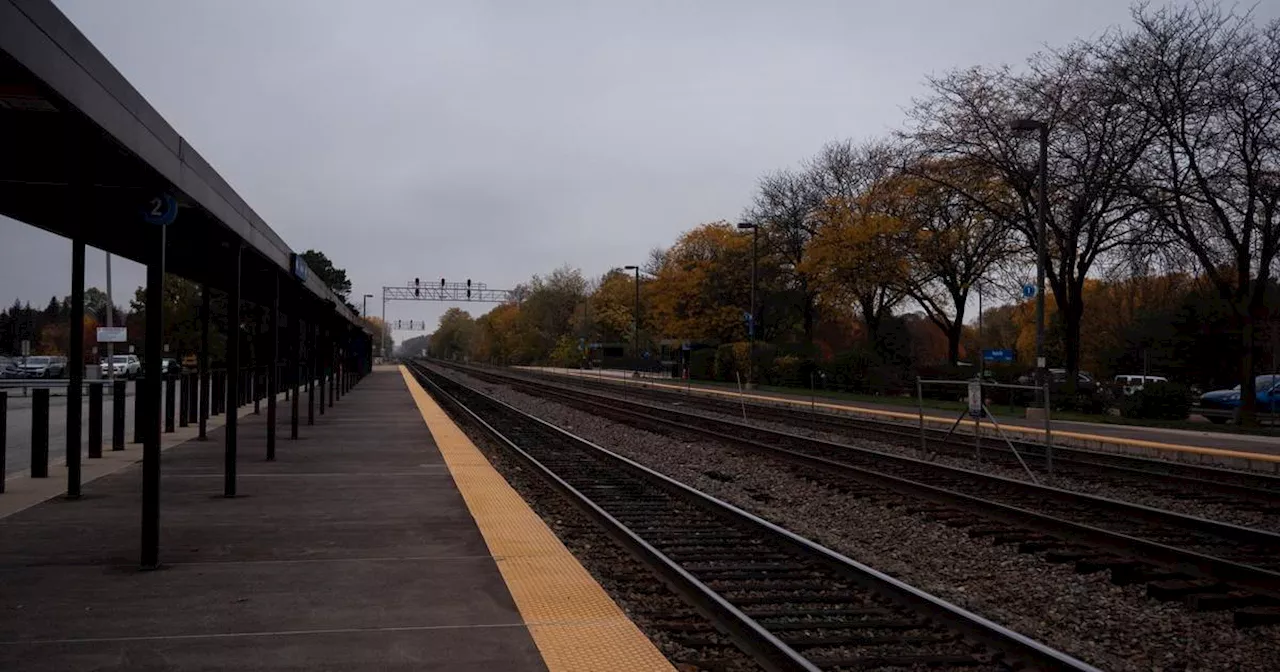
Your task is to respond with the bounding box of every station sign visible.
[96,326,127,343]
[1022,284,1037,299]
[142,193,178,226]
[291,253,309,281]
[967,381,983,418]
[982,348,1014,363]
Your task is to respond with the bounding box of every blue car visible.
[1197,374,1280,423]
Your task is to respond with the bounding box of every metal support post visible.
[225,246,241,498]
[290,314,300,439]
[0,392,6,492]
[88,382,103,458]
[140,221,165,569]
[267,275,279,460]
[112,380,126,450]
[199,284,210,439]
[308,323,316,425]
[31,388,49,477]
[66,238,85,498]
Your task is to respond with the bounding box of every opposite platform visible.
[0,370,547,671]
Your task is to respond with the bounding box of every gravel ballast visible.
[435,365,1280,672]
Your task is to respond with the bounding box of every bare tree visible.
[1109,2,1280,422]
[748,168,822,342]
[906,42,1156,390]
[890,158,1020,364]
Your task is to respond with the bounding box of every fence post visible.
[31,388,49,478]
[1043,383,1053,475]
[112,380,126,450]
[916,377,927,456]
[88,382,103,458]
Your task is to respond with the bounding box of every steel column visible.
[267,274,279,460]
[225,246,241,498]
[199,285,210,439]
[140,223,165,569]
[307,322,316,425]
[290,311,300,439]
[66,238,85,498]
[0,392,6,492]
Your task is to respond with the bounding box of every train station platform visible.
[523,366,1280,469]
[0,367,672,671]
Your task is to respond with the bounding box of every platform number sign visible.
[1022,283,1037,299]
[142,193,178,226]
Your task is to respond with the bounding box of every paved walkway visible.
[0,369,546,671]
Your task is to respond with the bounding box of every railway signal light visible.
[414,277,420,297]
[441,278,446,288]
[466,278,471,299]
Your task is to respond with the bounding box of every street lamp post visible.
[1010,117,1049,405]
[623,265,641,376]
[736,222,758,385]
[361,294,373,317]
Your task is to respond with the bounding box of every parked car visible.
[1196,374,1280,423]
[1017,368,1097,393]
[100,354,142,379]
[18,355,63,378]
[1114,374,1169,396]
[0,357,20,378]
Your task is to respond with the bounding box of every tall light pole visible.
[1010,117,1048,403]
[624,265,640,375]
[736,222,758,385]
[362,293,373,318]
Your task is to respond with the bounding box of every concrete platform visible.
[523,366,1280,468]
[0,370,547,671]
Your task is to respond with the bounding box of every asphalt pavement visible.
[2,379,187,476]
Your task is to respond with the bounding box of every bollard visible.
[31,388,49,478]
[164,375,176,433]
[112,380,126,450]
[189,373,199,425]
[0,392,7,492]
[88,382,103,458]
[133,378,144,444]
[212,372,222,416]
[179,373,189,428]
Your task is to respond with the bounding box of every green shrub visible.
[688,348,715,381]
[1118,383,1191,420]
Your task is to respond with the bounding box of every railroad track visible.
[437,361,1280,626]
[406,361,1098,672]
[503,367,1280,508]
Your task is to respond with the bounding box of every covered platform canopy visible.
[0,0,361,320]
[0,0,372,567]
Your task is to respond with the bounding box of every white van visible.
[1114,374,1168,396]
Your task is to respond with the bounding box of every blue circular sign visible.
[142,194,178,226]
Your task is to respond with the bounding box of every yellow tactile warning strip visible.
[533,367,1280,466]
[398,366,677,672]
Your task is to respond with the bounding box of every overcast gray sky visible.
[1,0,1251,341]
